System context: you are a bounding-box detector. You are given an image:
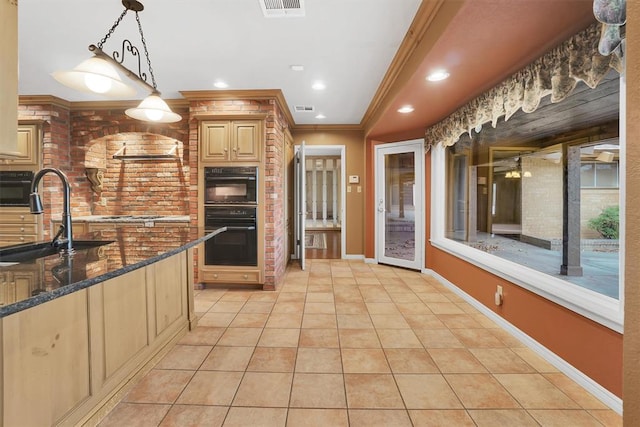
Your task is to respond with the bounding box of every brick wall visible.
[581,189,619,238]
[521,156,563,239]
[70,108,190,217]
[520,157,620,239]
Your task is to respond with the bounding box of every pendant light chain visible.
[97,7,129,50]
[135,11,157,90]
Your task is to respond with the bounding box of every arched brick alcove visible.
[70,108,190,216]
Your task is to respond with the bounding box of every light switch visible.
[347,186,352,193]
[357,186,362,193]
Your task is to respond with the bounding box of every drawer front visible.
[201,270,261,284]
[1,223,38,234]
[2,212,37,224]
[0,234,38,246]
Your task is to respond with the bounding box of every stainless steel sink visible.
[0,240,114,263]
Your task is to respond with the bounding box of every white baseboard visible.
[423,268,623,415]
[343,254,365,260]
[364,258,377,264]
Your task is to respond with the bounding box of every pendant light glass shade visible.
[52,56,137,98]
[125,92,182,123]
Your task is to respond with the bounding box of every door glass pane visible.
[384,152,415,261]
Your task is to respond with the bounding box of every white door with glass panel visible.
[375,140,424,270]
[294,141,306,270]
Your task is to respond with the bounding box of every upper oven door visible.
[204,167,257,204]
[0,171,33,207]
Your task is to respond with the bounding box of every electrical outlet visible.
[495,285,503,306]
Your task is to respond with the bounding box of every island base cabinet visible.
[0,249,195,426]
[2,291,91,427]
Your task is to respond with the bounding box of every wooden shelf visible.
[112,141,179,161]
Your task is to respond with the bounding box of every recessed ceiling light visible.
[397,105,414,114]
[426,70,450,82]
[290,65,304,71]
[312,81,326,90]
[315,114,326,119]
[213,80,229,88]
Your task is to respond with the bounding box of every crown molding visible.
[360,0,461,134]
[19,95,71,109]
[293,124,364,133]
[68,98,189,111]
[180,89,294,127]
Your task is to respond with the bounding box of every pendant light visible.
[52,0,181,123]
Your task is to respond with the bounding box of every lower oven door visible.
[205,225,257,266]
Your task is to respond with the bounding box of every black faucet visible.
[30,168,75,255]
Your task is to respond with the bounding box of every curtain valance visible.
[425,22,622,149]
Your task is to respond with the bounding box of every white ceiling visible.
[17,0,422,125]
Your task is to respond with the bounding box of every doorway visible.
[375,139,425,270]
[294,144,346,268]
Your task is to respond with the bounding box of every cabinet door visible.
[231,120,261,161]
[7,124,39,165]
[201,121,230,161]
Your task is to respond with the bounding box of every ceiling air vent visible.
[295,105,315,113]
[259,0,305,18]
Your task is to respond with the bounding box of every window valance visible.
[425,22,622,149]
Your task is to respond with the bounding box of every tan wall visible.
[292,129,365,256]
[624,2,640,423]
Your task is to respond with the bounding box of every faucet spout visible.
[30,168,74,255]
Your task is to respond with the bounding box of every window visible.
[430,72,623,331]
[581,161,619,188]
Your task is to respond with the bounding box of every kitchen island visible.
[0,225,222,426]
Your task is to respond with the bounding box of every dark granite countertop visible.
[0,225,223,318]
[71,214,190,223]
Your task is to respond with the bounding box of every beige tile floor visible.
[98,260,622,427]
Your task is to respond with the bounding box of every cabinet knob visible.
[20,227,24,232]
[213,274,218,279]
[20,215,25,219]
[243,274,248,279]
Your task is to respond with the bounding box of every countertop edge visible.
[0,228,225,318]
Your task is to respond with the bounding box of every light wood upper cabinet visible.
[0,0,19,158]
[12,124,39,165]
[201,121,231,161]
[0,123,41,167]
[232,121,261,161]
[201,120,262,162]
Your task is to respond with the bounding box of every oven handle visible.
[205,176,256,181]
[224,226,256,231]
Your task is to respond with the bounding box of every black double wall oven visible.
[203,166,258,267]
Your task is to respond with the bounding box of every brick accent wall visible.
[69,108,190,217]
